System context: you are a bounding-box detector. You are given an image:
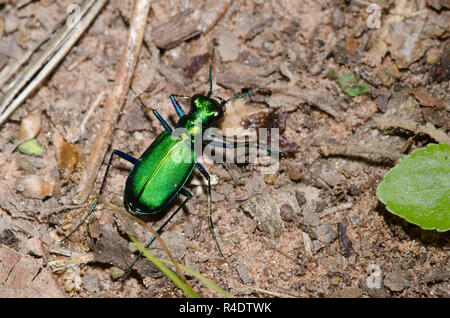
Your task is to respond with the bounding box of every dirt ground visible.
[0,0,449,298]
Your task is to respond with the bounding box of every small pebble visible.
[288,164,302,182]
[280,203,295,222]
[264,173,277,185]
[426,52,439,64]
[331,276,341,286]
[348,185,361,196]
[236,264,251,284]
[16,157,36,174]
[295,191,307,207]
[383,270,410,292]
[83,274,99,293]
[377,95,390,113]
[4,13,19,34]
[319,168,346,187]
[217,29,240,62]
[0,229,18,248]
[302,202,321,227]
[316,224,338,244]
[25,236,42,257]
[338,221,356,258]
[110,266,125,280]
[331,8,345,30]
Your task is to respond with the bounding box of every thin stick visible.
[262,238,302,266]
[0,15,65,90]
[96,194,194,292]
[235,283,297,298]
[0,0,107,126]
[75,0,152,204]
[0,0,96,114]
[79,92,105,136]
[203,0,234,34]
[375,118,450,144]
[38,236,67,296]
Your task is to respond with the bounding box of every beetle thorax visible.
[192,95,222,119]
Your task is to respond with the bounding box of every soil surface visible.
[0,0,449,298]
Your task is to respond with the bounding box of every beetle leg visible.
[169,94,189,117]
[196,163,224,258]
[151,109,173,132]
[207,44,216,97]
[204,137,292,154]
[62,150,139,242]
[121,188,192,278]
[143,188,191,248]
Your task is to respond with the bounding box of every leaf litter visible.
[0,0,449,298]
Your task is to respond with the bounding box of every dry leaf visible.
[15,175,54,200]
[0,245,65,297]
[52,129,79,179]
[15,112,40,147]
[409,87,445,108]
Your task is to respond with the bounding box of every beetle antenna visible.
[207,45,216,98]
[220,77,282,107]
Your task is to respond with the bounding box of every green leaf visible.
[337,73,370,96]
[376,143,450,232]
[327,70,338,80]
[129,235,200,298]
[158,258,234,298]
[131,234,234,297]
[17,139,43,156]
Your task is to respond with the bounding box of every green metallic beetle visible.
[63,49,284,273]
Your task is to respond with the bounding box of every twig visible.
[96,193,194,293]
[320,202,353,218]
[235,283,297,298]
[262,237,302,266]
[0,0,107,126]
[39,236,67,297]
[321,145,401,163]
[75,0,152,204]
[203,0,234,34]
[0,0,93,113]
[374,118,450,144]
[0,14,65,90]
[79,92,105,137]
[16,0,33,9]
[38,203,88,221]
[140,34,160,94]
[270,84,344,121]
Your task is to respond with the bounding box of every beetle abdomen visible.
[124,131,196,214]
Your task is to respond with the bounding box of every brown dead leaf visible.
[242,110,297,152]
[15,112,40,147]
[0,244,65,297]
[269,85,345,121]
[345,37,359,56]
[150,9,201,50]
[409,87,445,108]
[185,53,210,78]
[337,220,356,258]
[421,108,450,130]
[88,221,159,278]
[52,129,79,180]
[15,175,54,200]
[241,184,320,237]
[364,3,446,68]
[431,41,450,82]
[426,0,450,10]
